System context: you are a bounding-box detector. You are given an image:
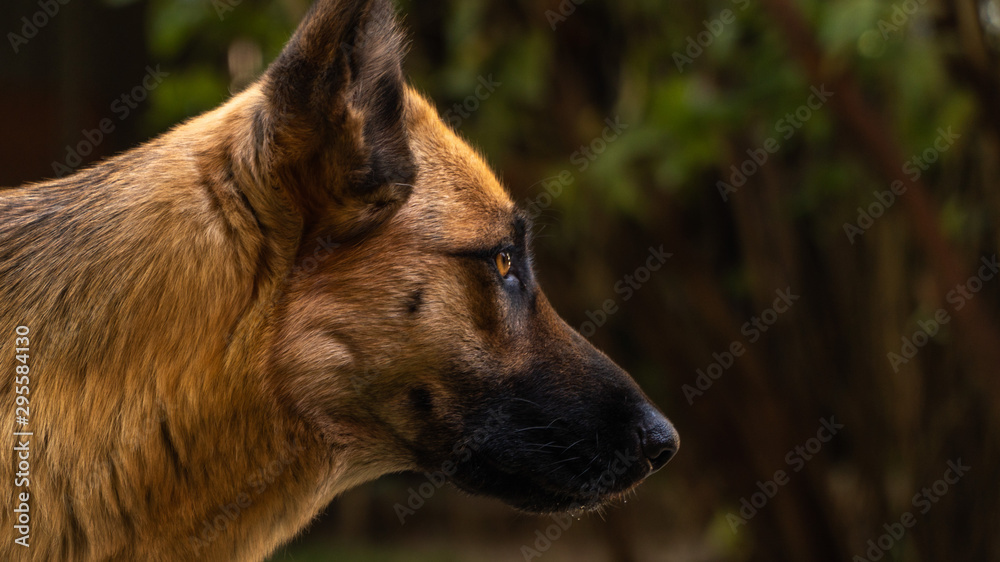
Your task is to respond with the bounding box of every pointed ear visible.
[262,0,414,235]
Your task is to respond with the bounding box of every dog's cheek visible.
[365,379,466,465]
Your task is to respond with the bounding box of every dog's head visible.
[253,0,678,513]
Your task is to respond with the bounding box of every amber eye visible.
[495,251,512,277]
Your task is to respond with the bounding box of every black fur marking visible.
[227,163,271,303]
[250,108,270,158]
[159,420,185,477]
[64,494,89,559]
[236,189,262,233]
[228,155,264,234]
[408,386,434,415]
[406,288,423,314]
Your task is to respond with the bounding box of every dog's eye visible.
[495,251,512,278]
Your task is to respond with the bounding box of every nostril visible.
[645,435,677,471]
[637,408,679,473]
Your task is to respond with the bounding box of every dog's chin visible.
[445,459,647,514]
[450,475,635,514]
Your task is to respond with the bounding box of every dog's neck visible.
[6,88,368,561]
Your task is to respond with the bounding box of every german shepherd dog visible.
[0,0,678,559]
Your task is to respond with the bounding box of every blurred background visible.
[2,0,999,560]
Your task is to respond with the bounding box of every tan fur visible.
[0,2,677,560]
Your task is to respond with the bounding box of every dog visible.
[0,0,678,560]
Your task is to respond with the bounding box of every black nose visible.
[637,404,679,473]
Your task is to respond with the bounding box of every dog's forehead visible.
[399,88,515,248]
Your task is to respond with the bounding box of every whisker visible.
[511,420,563,433]
[567,452,602,485]
[504,397,544,408]
[539,456,580,468]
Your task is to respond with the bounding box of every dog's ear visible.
[262,0,414,236]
